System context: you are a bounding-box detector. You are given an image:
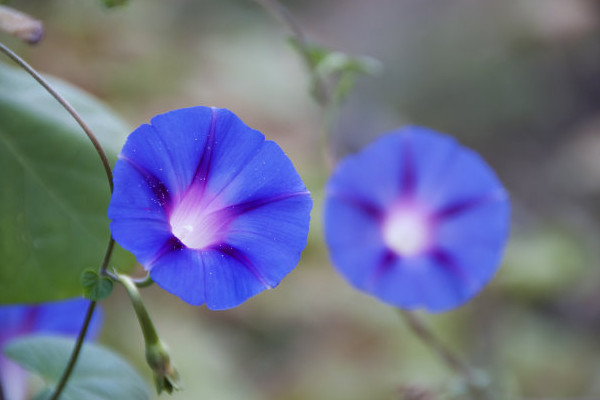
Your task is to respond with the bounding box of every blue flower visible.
[0,298,101,400]
[108,106,312,310]
[324,126,510,312]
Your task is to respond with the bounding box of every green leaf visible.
[288,37,381,105]
[81,269,113,301]
[4,335,150,400]
[0,62,134,304]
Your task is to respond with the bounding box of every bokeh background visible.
[4,0,600,398]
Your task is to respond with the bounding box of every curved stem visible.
[48,300,97,400]
[133,273,154,288]
[398,310,491,400]
[0,41,114,192]
[114,273,160,345]
[105,269,154,288]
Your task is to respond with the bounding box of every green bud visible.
[145,339,181,394]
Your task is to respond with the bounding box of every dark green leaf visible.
[80,269,113,301]
[4,335,150,400]
[0,62,135,304]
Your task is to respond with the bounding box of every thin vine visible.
[0,41,117,400]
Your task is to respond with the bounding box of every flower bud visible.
[145,339,181,394]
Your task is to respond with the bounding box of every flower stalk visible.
[114,272,180,394]
[398,310,493,400]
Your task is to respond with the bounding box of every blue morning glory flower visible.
[0,298,101,400]
[324,126,510,312]
[108,106,312,310]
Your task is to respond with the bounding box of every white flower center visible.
[169,187,228,250]
[382,207,432,256]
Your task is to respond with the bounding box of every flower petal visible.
[107,154,169,221]
[110,218,174,267]
[150,249,205,306]
[0,357,27,400]
[201,246,273,310]
[118,107,213,200]
[202,109,267,199]
[326,133,408,211]
[213,140,309,207]
[324,196,388,286]
[224,194,312,286]
[406,127,505,211]
[33,298,102,338]
[435,197,511,285]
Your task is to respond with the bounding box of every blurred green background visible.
[4,0,600,398]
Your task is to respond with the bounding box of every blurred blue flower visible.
[0,298,101,400]
[324,127,510,312]
[108,106,312,310]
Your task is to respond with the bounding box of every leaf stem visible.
[398,310,492,400]
[0,41,114,191]
[48,300,97,400]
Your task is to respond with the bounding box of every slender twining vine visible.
[0,41,117,400]
[399,311,492,400]
[0,43,114,191]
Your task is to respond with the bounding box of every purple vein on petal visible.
[147,123,180,192]
[197,139,264,212]
[147,236,185,268]
[432,192,501,221]
[21,307,39,333]
[399,134,416,197]
[329,192,383,220]
[120,155,171,208]
[222,190,310,219]
[428,247,474,289]
[366,249,398,290]
[211,243,274,289]
[191,107,218,191]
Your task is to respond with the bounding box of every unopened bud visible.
[145,339,181,394]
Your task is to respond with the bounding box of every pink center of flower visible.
[169,186,230,250]
[382,206,433,257]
